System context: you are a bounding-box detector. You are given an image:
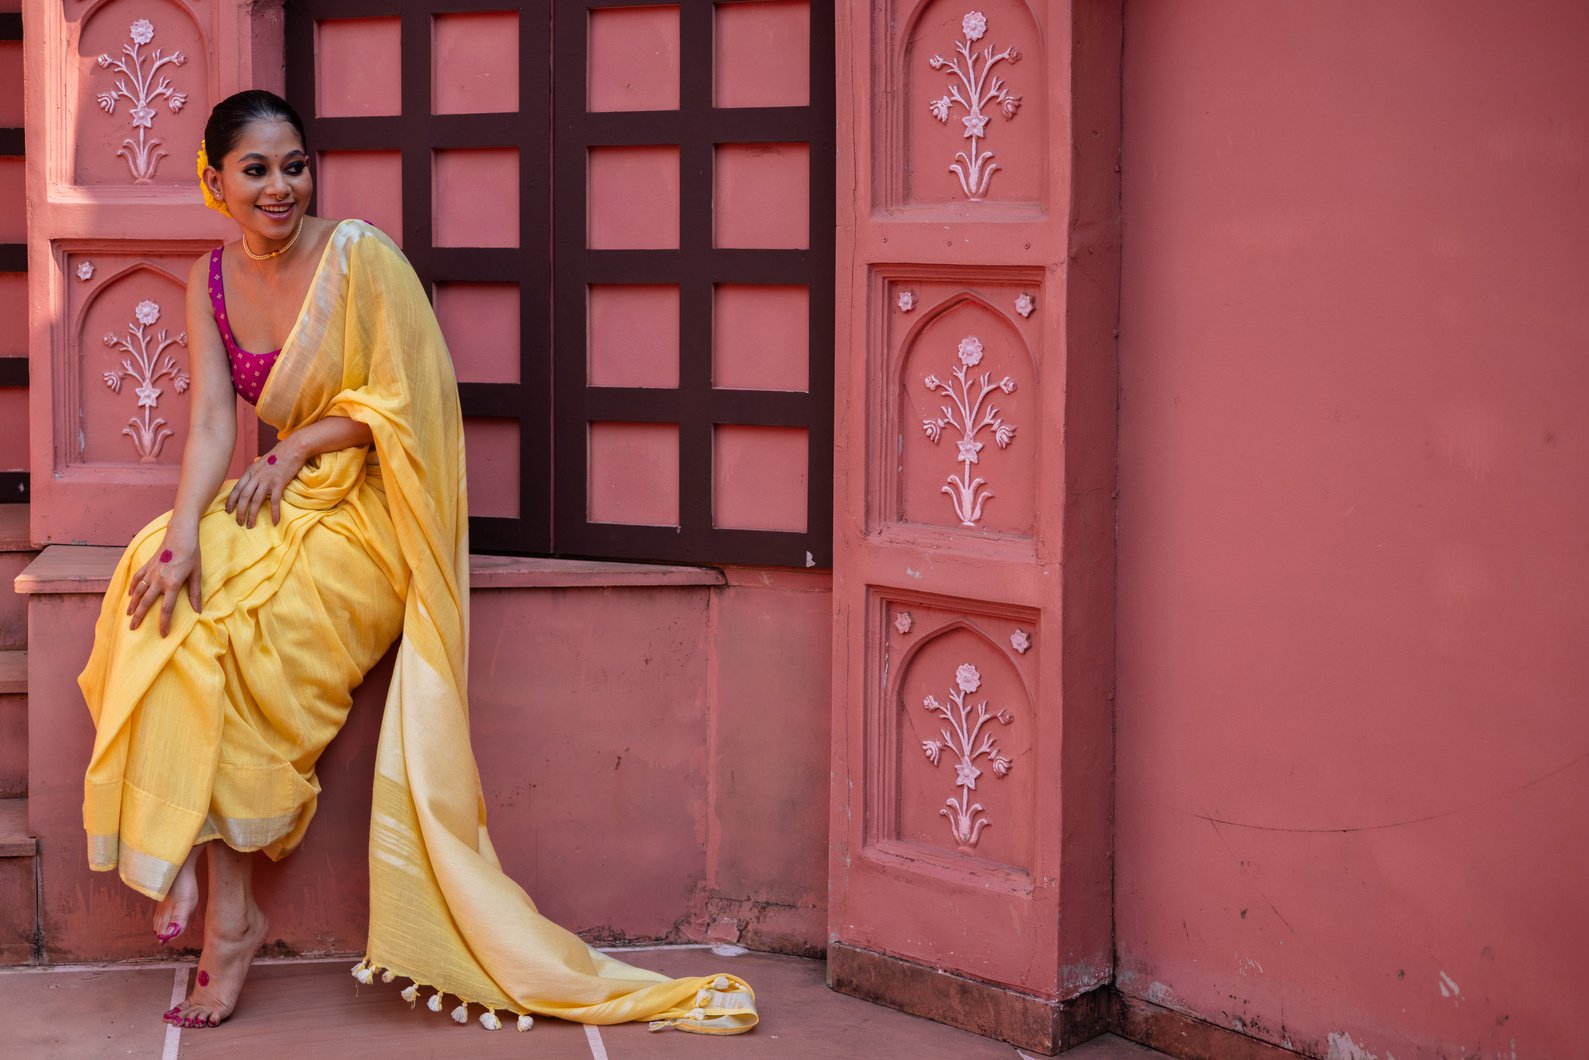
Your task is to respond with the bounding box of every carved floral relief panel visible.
[63,251,204,469]
[880,272,1041,540]
[73,1,209,188]
[884,0,1045,210]
[872,594,1037,879]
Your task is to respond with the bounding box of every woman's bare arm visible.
[127,254,239,635]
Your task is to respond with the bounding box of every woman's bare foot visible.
[164,842,268,1028]
[152,845,201,945]
[167,903,269,1028]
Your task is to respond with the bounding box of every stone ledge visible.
[0,650,22,695]
[13,545,725,596]
[0,798,34,858]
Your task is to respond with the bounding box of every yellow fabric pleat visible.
[80,451,406,899]
[82,220,755,1034]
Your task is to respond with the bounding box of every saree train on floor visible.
[79,220,757,1034]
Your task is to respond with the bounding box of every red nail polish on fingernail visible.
[267,454,276,464]
[160,549,173,563]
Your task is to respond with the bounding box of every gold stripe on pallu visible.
[118,841,180,898]
[87,832,119,872]
[196,811,302,852]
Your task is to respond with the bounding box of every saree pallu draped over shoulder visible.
[79,220,756,1035]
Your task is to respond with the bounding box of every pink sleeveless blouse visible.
[207,247,280,406]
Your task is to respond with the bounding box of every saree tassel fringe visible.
[350,954,752,1034]
[352,958,542,1030]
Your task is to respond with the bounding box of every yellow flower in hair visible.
[196,139,231,217]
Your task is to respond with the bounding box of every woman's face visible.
[206,118,312,249]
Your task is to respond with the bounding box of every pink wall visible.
[1117,4,1589,1058]
[19,553,830,963]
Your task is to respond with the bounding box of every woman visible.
[78,90,755,1035]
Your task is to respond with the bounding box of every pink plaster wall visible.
[0,38,21,127]
[20,560,831,963]
[0,156,23,243]
[1116,4,1589,1057]
[0,388,24,472]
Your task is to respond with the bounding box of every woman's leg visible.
[152,843,202,944]
[166,843,270,1028]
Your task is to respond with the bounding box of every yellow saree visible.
[80,219,756,1034]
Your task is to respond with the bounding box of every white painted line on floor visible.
[161,965,186,1060]
[584,1023,610,1060]
[0,953,358,976]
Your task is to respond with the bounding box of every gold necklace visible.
[242,215,305,261]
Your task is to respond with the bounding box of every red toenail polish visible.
[198,970,210,986]
[160,549,173,563]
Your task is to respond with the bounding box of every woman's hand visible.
[226,442,306,529]
[127,533,203,637]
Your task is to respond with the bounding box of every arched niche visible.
[880,613,1035,873]
[73,262,193,466]
[884,0,1046,209]
[893,290,1036,536]
[73,0,211,188]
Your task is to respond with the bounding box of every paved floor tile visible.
[0,963,174,1059]
[0,950,1175,1059]
[602,948,1022,1060]
[175,958,591,1059]
[1058,1034,1175,1059]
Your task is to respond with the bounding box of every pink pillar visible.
[827,2,1121,1053]
[23,0,277,547]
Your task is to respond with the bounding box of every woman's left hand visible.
[226,443,305,528]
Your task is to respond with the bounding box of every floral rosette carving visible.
[102,299,190,462]
[95,20,189,182]
[920,662,1015,849]
[927,11,1022,200]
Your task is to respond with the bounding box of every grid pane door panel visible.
[288,1,833,565]
[286,0,552,554]
[553,0,835,568]
[0,12,27,503]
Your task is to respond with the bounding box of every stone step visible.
[0,650,23,798]
[0,797,39,965]
[0,796,33,858]
[0,505,34,651]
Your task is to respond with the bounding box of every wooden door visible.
[828,1,1122,1053]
